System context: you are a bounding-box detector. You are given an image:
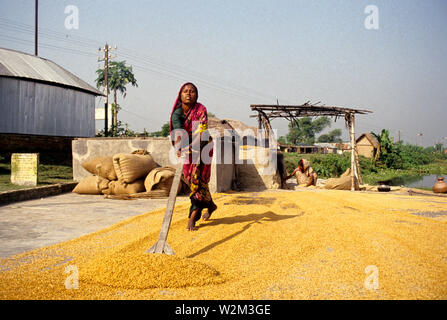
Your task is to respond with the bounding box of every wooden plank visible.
[146,156,184,255]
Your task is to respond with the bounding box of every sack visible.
[82,156,117,181]
[324,175,359,190]
[340,168,351,178]
[73,176,110,194]
[113,153,157,183]
[102,179,145,195]
[144,167,182,194]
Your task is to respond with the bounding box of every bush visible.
[396,144,430,169]
[308,153,351,178]
[283,153,352,179]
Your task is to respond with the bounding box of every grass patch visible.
[0,162,73,192]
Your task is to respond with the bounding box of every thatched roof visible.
[356,133,380,149]
[208,116,259,137]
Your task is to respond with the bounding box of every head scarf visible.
[169,82,213,185]
[169,82,199,133]
[299,159,310,171]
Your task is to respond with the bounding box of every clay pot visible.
[432,177,447,193]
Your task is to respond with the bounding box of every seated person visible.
[276,151,289,189]
[285,158,318,187]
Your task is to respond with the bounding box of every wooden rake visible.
[146,156,185,255]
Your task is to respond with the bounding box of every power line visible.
[0,17,289,104]
[2,17,395,134]
[0,34,98,58]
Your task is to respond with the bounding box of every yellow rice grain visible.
[0,190,446,299]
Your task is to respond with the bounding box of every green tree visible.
[148,122,170,137]
[317,128,343,143]
[286,116,331,145]
[95,60,138,136]
[160,122,170,137]
[371,129,403,169]
[277,136,287,145]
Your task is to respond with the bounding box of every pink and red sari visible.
[170,83,215,220]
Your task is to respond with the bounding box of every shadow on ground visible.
[187,211,300,258]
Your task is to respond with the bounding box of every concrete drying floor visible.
[1,187,446,299]
[0,192,189,258]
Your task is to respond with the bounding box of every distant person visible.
[170,82,217,231]
[285,158,318,187]
[276,151,289,189]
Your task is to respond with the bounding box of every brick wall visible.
[0,133,73,164]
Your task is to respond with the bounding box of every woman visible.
[285,158,318,187]
[170,82,217,231]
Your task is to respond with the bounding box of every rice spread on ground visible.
[1,189,446,299]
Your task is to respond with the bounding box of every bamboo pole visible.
[349,113,357,191]
[354,146,363,185]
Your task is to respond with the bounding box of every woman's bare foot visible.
[187,210,199,231]
[203,203,217,221]
[202,212,210,221]
[187,219,198,231]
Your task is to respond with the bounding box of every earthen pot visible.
[432,177,447,193]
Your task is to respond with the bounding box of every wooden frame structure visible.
[250,102,372,191]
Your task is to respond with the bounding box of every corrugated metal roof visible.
[0,47,104,96]
[314,143,338,148]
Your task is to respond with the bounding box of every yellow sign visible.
[11,153,39,186]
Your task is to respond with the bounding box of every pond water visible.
[385,174,446,189]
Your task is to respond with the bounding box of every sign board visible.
[95,104,112,130]
[11,153,39,186]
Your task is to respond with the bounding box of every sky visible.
[0,0,446,146]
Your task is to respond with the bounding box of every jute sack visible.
[102,179,145,195]
[340,167,351,178]
[323,175,359,190]
[113,153,157,183]
[82,156,117,181]
[144,167,182,194]
[73,175,110,194]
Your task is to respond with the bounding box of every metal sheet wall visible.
[0,77,95,137]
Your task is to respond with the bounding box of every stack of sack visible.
[73,149,184,196]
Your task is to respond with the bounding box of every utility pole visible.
[98,43,116,136]
[34,0,38,56]
[417,132,423,147]
[398,130,401,144]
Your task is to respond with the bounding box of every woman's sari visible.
[170,83,215,221]
[295,159,316,186]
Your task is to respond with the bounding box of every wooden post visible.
[35,0,38,56]
[104,44,109,136]
[354,147,363,185]
[349,113,357,191]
